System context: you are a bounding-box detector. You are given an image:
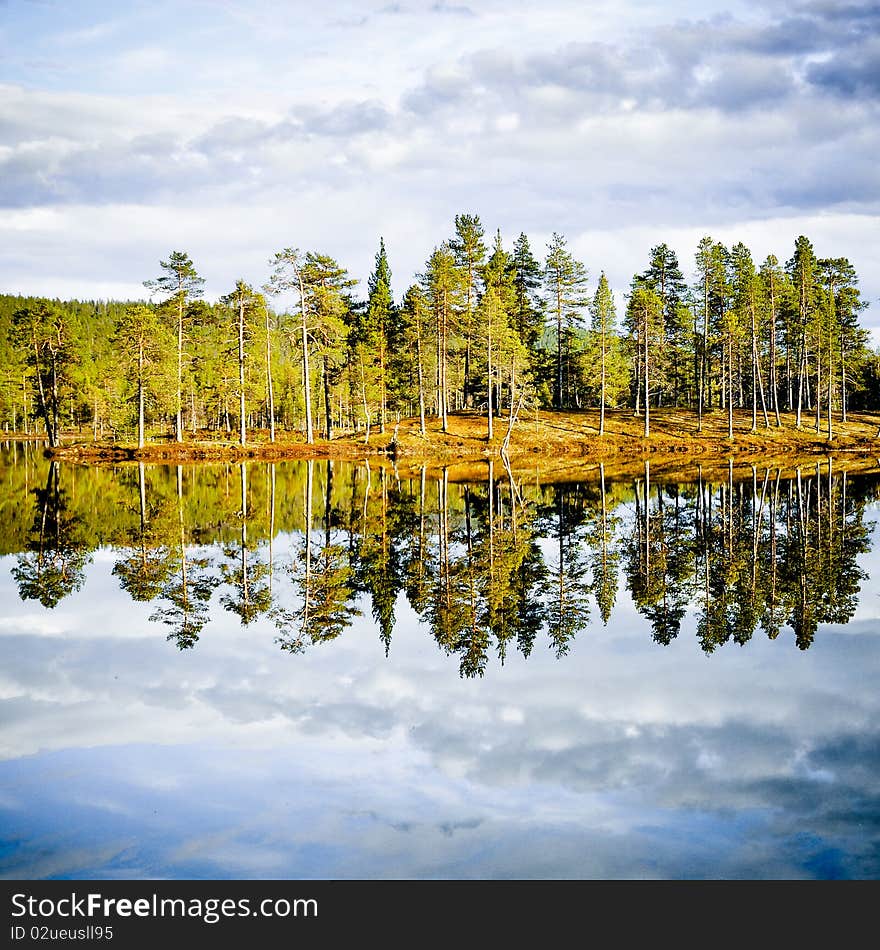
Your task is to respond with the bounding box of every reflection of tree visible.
[12,461,91,607]
[686,461,869,653]
[274,459,360,653]
[401,466,434,615]
[356,463,403,655]
[760,470,786,640]
[411,462,549,677]
[456,480,489,678]
[780,463,868,649]
[150,465,218,649]
[112,463,175,602]
[220,463,271,625]
[545,483,591,657]
[479,459,547,665]
[585,463,620,625]
[427,469,475,664]
[4,451,876,667]
[629,463,691,647]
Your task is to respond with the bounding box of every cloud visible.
[52,20,120,47]
[429,1,476,16]
[805,35,880,96]
[0,1,877,321]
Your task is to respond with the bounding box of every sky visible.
[1,0,878,337]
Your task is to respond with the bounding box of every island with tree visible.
[2,214,877,470]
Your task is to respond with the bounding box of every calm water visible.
[1,445,879,879]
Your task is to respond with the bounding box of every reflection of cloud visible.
[1,525,879,877]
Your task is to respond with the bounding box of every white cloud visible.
[0,1,876,318]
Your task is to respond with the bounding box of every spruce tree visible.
[512,232,544,355]
[450,214,486,408]
[365,237,395,433]
[590,272,617,436]
[543,233,589,409]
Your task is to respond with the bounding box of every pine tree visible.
[625,285,663,437]
[144,251,204,442]
[639,244,687,405]
[758,255,786,426]
[267,248,314,442]
[220,281,262,446]
[12,301,75,447]
[818,257,860,439]
[113,304,173,448]
[399,284,430,436]
[478,231,518,438]
[786,236,819,429]
[420,244,463,433]
[301,253,357,441]
[731,243,769,433]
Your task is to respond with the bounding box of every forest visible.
[0,215,876,450]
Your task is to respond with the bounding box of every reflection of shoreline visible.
[1,448,875,668]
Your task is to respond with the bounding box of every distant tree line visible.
[0,217,876,447]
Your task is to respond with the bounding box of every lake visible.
[1,445,879,879]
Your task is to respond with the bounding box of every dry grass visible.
[385,408,880,481]
[45,407,880,479]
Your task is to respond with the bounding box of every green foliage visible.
[0,225,872,441]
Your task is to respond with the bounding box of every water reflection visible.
[2,443,880,879]
[1,447,875,673]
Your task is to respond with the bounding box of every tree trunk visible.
[138,338,145,449]
[379,334,386,434]
[265,306,275,442]
[323,356,332,441]
[556,284,563,410]
[441,290,448,433]
[487,314,493,441]
[176,295,184,443]
[727,336,733,440]
[416,318,426,437]
[298,273,313,444]
[359,352,371,445]
[795,335,805,428]
[827,318,833,443]
[599,325,606,437]
[699,275,708,432]
[644,309,650,438]
[50,350,59,447]
[238,299,247,446]
[769,279,781,426]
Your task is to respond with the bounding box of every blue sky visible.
[1,0,878,336]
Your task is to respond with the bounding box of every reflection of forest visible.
[1,445,875,673]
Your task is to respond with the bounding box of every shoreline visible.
[20,408,880,480]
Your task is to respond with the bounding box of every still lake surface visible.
[1,444,879,879]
